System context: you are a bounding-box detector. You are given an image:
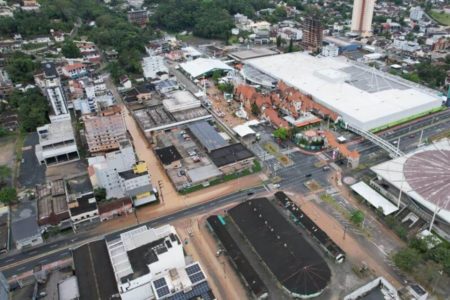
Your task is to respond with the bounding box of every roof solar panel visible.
[153,278,167,289]
[188,272,205,284]
[156,286,170,298]
[185,264,201,275]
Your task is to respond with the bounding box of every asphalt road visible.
[0,186,266,278]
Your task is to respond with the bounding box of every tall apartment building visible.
[351,0,375,37]
[43,62,68,115]
[83,105,127,153]
[301,17,323,51]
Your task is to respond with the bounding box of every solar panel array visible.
[186,263,206,285]
[153,277,170,298]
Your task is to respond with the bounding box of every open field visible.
[429,10,450,26]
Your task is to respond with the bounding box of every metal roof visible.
[187,121,228,152]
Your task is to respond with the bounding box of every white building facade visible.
[35,114,80,166]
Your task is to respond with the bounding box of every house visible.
[98,198,133,221]
[118,162,157,207]
[62,63,87,79]
[65,175,99,229]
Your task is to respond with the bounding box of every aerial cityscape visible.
[0,0,449,299]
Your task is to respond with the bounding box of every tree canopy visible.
[5,52,38,84]
[61,40,81,58]
[9,89,49,132]
[0,187,17,205]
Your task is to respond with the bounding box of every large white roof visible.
[371,139,450,223]
[246,53,442,130]
[180,58,233,78]
[350,181,398,215]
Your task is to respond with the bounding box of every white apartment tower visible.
[351,0,375,37]
[43,62,68,115]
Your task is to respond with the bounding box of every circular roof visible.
[404,150,450,210]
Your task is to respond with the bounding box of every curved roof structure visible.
[404,150,450,210]
[229,198,331,298]
[371,139,450,223]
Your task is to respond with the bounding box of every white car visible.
[273,183,281,189]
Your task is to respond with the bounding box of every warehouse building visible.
[244,53,443,131]
[229,198,331,298]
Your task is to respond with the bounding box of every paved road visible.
[0,186,266,278]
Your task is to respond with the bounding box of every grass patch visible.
[429,10,450,26]
[263,142,293,166]
[370,106,445,133]
[319,193,350,219]
[22,42,49,50]
[305,180,321,192]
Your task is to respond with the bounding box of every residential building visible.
[83,105,127,153]
[43,62,68,115]
[410,6,424,21]
[351,0,375,37]
[127,9,148,27]
[65,175,99,228]
[392,39,421,53]
[98,198,133,221]
[35,114,80,166]
[118,161,157,207]
[21,0,40,11]
[88,140,137,199]
[62,63,87,79]
[322,43,340,57]
[301,17,323,51]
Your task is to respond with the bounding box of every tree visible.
[0,166,11,186]
[61,40,81,58]
[0,187,17,205]
[212,70,222,83]
[394,247,422,272]
[287,38,294,53]
[9,89,49,132]
[5,52,37,84]
[218,82,234,94]
[276,35,282,48]
[251,102,260,116]
[350,210,364,226]
[273,127,289,140]
[94,188,107,202]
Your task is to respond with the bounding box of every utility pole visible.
[397,182,403,208]
[343,225,348,240]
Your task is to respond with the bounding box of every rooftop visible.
[42,62,58,78]
[69,193,97,216]
[162,90,201,113]
[72,240,118,300]
[36,115,75,145]
[66,175,93,196]
[229,48,278,61]
[180,58,233,78]
[229,198,331,297]
[245,53,442,130]
[155,146,182,165]
[350,181,399,215]
[371,138,450,223]
[209,143,254,167]
[187,121,228,152]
